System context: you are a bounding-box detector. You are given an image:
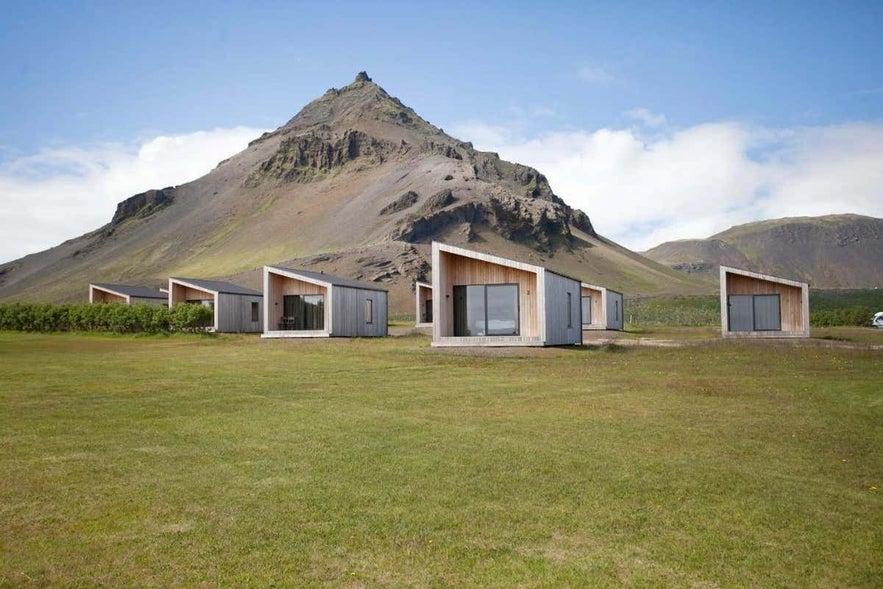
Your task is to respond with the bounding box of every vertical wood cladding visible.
[436,249,540,339]
[543,271,582,345]
[267,273,330,333]
[721,267,809,337]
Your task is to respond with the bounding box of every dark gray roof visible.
[269,266,388,292]
[91,283,167,299]
[170,278,262,296]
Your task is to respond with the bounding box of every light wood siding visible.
[331,286,388,337]
[415,282,432,326]
[543,271,582,345]
[434,249,540,339]
[721,268,809,337]
[606,290,624,330]
[170,283,213,304]
[216,293,263,333]
[265,272,330,335]
[91,289,127,304]
[580,285,604,328]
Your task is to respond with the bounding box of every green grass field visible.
[1,331,881,587]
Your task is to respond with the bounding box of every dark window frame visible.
[727,293,782,332]
[453,283,520,337]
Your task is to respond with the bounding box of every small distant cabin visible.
[580,283,624,330]
[720,266,809,338]
[415,281,433,327]
[168,277,263,333]
[89,283,168,306]
[263,266,388,338]
[431,242,582,347]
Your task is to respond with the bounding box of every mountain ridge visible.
[0,72,707,310]
[642,214,883,288]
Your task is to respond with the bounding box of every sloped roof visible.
[267,266,388,292]
[170,278,262,296]
[434,242,582,283]
[91,283,167,299]
[719,266,808,289]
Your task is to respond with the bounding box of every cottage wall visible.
[543,271,582,346]
[434,249,540,339]
[331,286,388,337]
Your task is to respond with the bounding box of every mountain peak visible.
[354,71,372,83]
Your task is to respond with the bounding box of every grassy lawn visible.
[0,331,881,587]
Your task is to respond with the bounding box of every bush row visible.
[624,296,720,326]
[0,302,213,333]
[810,306,875,327]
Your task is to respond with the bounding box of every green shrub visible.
[624,295,720,326]
[169,303,213,332]
[0,302,214,334]
[810,306,874,327]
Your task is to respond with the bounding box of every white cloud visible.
[624,107,667,128]
[459,120,883,251]
[577,65,617,85]
[0,126,266,263]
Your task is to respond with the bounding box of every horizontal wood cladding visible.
[435,249,540,339]
[722,269,808,337]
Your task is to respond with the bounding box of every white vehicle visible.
[872,312,883,328]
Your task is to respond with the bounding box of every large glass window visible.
[728,294,781,332]
[581,296,591,325]
[453,284,519,336]
[282,294,324,330]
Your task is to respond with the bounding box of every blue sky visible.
[1,0,881,262]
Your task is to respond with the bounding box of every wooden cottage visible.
[431,242,582,347]
[720,266,809,338]
[263,266,388,338]
[580,283,624,330]
[168,278,263,333]
[415,281,433,328]
[89,283,168,306]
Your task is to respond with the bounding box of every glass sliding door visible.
[282,294,324,330]
[453,284,519,337]
[753,294,781,331]
[728,294,780,332]
[486,284,518,335]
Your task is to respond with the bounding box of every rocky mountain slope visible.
[643,214,883,288]
[0,73,705,311]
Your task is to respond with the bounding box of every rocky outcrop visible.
[379,191,420,215]
[421,189,457,213]
[111,187,175,226]
[248,129,398,184]
[469,153,561,204]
